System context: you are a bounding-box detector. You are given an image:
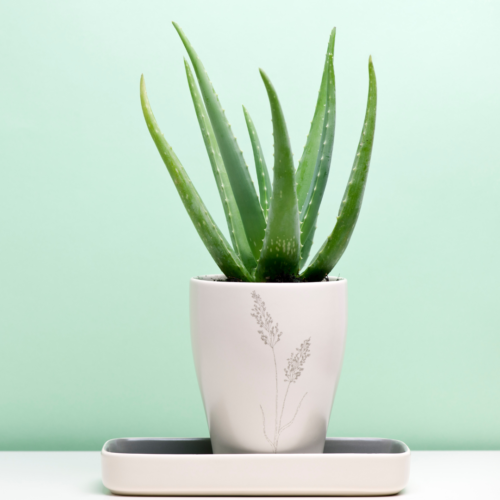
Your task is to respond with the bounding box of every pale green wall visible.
[1,0,499,451]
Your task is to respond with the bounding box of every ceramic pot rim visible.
[191,274,346,286]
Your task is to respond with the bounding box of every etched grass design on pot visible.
[140,24,377,282]
[251,292,311,452]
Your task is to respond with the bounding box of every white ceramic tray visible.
[101,437,410,496]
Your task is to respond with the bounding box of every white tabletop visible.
[0,451,499,499]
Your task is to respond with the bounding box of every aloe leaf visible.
[242,106,272,219]
[140,75,253,282]
[299,40,336,264]
[184,61,256,271]
[299,214,317,270]
[173,22,266,260]
[301,57,377,282]
[255,70,300,282]
[296,28,336,213]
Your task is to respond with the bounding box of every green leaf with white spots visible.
[243,106,272,219]
[299,213,317,270]
[140,75,253,282]
[301,57,377,281]
[255,70,300,282]
[299,37,336,265]
[173,22,266,261]
[184,61,256,271]
[296,28,336,213]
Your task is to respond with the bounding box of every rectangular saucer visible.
[101,437,410,496]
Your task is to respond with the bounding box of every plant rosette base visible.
[190,275,347,454]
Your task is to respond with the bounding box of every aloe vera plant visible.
[140,23,377,282]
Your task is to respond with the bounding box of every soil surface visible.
[195,275,343,283]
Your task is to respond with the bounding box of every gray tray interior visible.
[104,438,407,455]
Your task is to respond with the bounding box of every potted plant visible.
[140,23,376,454]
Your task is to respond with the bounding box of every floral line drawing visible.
[250,291,311,453]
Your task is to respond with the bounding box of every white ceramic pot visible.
[190,275,347,454]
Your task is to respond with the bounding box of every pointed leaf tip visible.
[255,67,300,281]
[184,60,257,271]
[296,27,336,217]
[259,70,275,93]
[243,105,272,219]
[301,46,377,281]
[140,72,252,281]
[175,22,266,259]
[172,22,183,37]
